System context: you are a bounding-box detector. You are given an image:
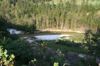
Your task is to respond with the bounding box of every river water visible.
[7,28,71,41]
[34,34,71,40]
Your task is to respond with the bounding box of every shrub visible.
[53,62,59,66]
[0,38,66,66]
[4,40,34,64]
[0,46,15,66]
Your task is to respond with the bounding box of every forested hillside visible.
[0,0,100,32]
[0,0,100,66]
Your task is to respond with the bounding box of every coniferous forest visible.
[0,0,100,66]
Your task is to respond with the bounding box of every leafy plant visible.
[53,62,59,66]
[84,27,100,56]
[0,46,15,66]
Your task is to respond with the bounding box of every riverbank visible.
[19,30,84,43]
[38,29,85,33]
[35,30,84,41]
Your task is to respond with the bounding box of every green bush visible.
[1,39,65,66]
[4,40,34,64]
[0,46,15,66]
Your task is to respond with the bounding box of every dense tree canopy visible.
[0,0,100,31]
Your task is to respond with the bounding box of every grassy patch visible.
[42,41,87,53]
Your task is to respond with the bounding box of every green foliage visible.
[53,62,59,66]
[0,46,15,66]
[46,40,86,53]
[0,0,100,31]
[84,27,100,56]
[84,30,95,53]
[4,40,34,63]
[0,0,100,66]
[0,38,66,66]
